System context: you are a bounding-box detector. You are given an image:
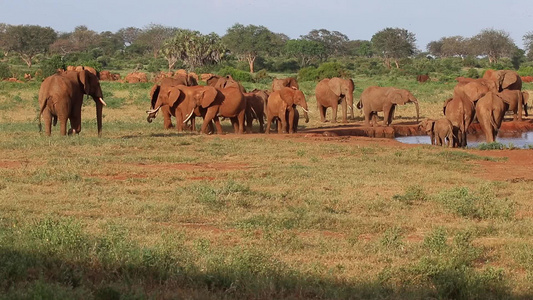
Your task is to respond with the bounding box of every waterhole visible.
[395,131,533,148]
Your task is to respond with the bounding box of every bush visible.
[39,55,65,79]
[253,69,272,84]
[0,62,11,79]
[298,66,319,81]
[464,68,479,78]
[316,62,351,80]
[217,67,253,82]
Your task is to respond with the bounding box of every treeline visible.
[1,23,533,81]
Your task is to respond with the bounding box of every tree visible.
[284,39,325,68]
[471,29,516,64]
[523,31,533,60]
[135,24,178,58]
[428,36,471,59]
[98,31,123,56]
[371,27,417,68]
[301,29,349,60]
[222,23,283,73]
[0,23,9,57]
[116,27,142,46]
[160,30,224,71]
[345,40,373,57]
[3,25,57,67]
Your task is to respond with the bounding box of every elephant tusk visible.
[146,106,161,114]
[99,97,107,106]
[183,108,195,123]
[302,107,310,113]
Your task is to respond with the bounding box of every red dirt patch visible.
[0,160,23,169]
[469,149,533,181]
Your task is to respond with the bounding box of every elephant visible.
[271,77,299,92]
[147,85,221,134]
[124,72,148,83]
[265,87,309,134]
[207,75,245,93]
[416,74,430,83]
[443,97,475,147]
[244,89,268,133]
[419,118,456,148]
[483,69,522,91]
[498,90,528,121]
[357,86,420,126]
[38,70,106,136]
[315,77,354,123]
[453,77,498,104]
[147,77,198,129]
[476,92,511,143]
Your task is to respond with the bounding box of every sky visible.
[1,0,532,50]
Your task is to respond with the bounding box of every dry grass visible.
[0,79,532,299]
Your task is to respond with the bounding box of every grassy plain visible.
[0,77,532,299]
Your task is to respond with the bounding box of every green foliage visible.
[0,62,10,79]
[434,186,514,220]
[253,69,272,84]
[517,64,533,76]
[298,62,350,82]
[217,66,253,82]
[464,68,479,78]
[476,142,507,150]
[39,55,65,79]
[392,185,427,204]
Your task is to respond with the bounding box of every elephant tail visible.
[38,96,50,132]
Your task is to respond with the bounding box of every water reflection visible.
[395,131,533,148]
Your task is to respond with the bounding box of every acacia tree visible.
[135,24,178,58]
[160,30,224,71]
[371,27,417,69]
[222,23,282,73]
[471,29,516,64]
[284,39,325,67]
[116,27,142,46]
[301,29,349,60]
[427,36,471,58]
[346,40,373,57]
[3,25,57,67]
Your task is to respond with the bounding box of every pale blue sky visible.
[1,0,532,50]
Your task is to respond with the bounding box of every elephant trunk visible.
[95,98,104,137]
[346,94,354,119]
[414,100,420,123]
[301,102,310,123]
[524,103,528,117]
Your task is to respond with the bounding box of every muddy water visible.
[395,131,533,148]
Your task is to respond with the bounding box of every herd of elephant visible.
[37,67,528,147]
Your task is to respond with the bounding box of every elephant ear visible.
[279,87,295,106]
[78,69,92,95]
[149,84,161,109]
[327,78,343,97]
[388,89,408,105]
[167,87,182,107]
[198,87,218,108]
[502,71,519,90]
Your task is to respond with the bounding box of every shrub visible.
[298,66,319,81]
[39,55,65,79]
[464,68,479,78]
[316,62,351,80]
[392,185,426,204]
[217,67,253,82]
[434,186,514,220]
[0,62,10,79]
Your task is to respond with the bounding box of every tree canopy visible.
[222,23,283,73]
[371,27,417,68]
[3,24,57,67]
[471,29,516,64]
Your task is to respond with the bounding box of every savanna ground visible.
[0,76,532,299]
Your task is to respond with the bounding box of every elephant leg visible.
[287,109,295,134]
[371,112,378,127]
[265,114,272,134]
[331,105,338,123]
[259,115,264,133]
[237,110,245,134]
[245,111,253,133]
[59,116,69,136]
[213,116,223,134]
[162,106,173,129]
[201,109,217,134]
[41,107,53,136]
[317,102,326,122]
[341,98,347,123]
[69,114,81,135]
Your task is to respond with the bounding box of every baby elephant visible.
[419,118,456,148]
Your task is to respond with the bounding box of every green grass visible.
[0,77,531,299]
